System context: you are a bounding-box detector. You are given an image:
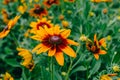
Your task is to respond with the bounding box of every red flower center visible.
[49,35,62,44]
[34,7,44,14]
[37,22,51,30]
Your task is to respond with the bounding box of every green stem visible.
[65,58,72,80]
[50,57,54,80]
[10,32,20,47]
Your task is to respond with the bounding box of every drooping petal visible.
[59,45,76,57]
[99,50,107,54]
[48,47,56,56]
[93,54,99,60]
[60,29,71,38]
[67,39,79,46]
[54,51,64,66]
[94,34,99,47]
[32,44,43,52]
[36,45,51,54]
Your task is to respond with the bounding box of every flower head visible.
[31,25,78,66]
[4,72,14,80]
[0,15,20,39]
[29,4,48,18]
[86,34,107,60]
[17,48,34,71]
[18,3,27,14]
[62,20,69,28]
[91,0,112,3]
[43,0,60,8]
[30,17,53,34]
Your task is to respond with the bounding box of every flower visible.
[79,34,88,41]
[0,15,20,39]
[17,48,34,71]
[112,65,120,72]
[30,17,53,34]
[43,0,60,8]
[18,3,27,14]
[62,20,69,28]
[91,0,112,3]
[100,73,117,80]
[3,0,16,5]
[59,14,64,20]
[31,25,78,66]
[102,8,108,14]
[29,4,48,18]
[4,72,14,80]
[86,34,107,60]
[1,9,9,24]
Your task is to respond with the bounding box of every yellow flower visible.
[1,9,9,24]
[29,4,48,18]
[89,12,95,17]
[59,15,64,20]
[30,17,53,34]
[112,65,120,72]
[0,15,20,39]
[17,48,34,71]
[43,0,60,8]
[106,35,111,41]
[86,34,107,60]
[100,73,117,80]
[102,8,108,14]
[18,3,27,14]
[31,25,78,66]
[79,34,88,41]
[62,20,69,28]
[91,0,112,3]
[4,72,14,80]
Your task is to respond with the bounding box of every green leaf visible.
[88,60,101,78]
[70,66,87,75]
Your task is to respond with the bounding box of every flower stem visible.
[50,57,54,80]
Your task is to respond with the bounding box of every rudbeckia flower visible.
[1,9,9,24]
[86,34,107,60]
[31,25,78,66]
[3,0,16,5]
[29,4,48,18]
[30,17,53,34]
[17,48,34,71]
[43,0,60,8]
[0,15,20,39]
[100,73,117,80]
[91,0,112,3]
[4,72,14,80]
[18,3,27,14]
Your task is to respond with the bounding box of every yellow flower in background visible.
[112,65,120,72]
[89,12,95,17]
[59,14,64,20]
[30,17,53,34]
[29,4,48,18]
[79,34,88,41]
[86,34,107,60]
[62,20,69,28]
[4,72,14,80]
[91,0,112,3]
[1,9,9,24]
[31,25,78,66]
[100,73,117,80]
[0,15,20,39]
[3,0,16,5]
[18,3,27,14]
[106,35,112,41]
[43,0,60,8]
[17,48,34,71]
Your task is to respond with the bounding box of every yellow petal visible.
[48,47,56,56]
[44,26,53,35]
[30,22,37,28]
[94,34,99,47]
[99,38,107,49]
[60,29,71,38]
[99,50,107,54]
[0,30,10,39]
[53,25,60,35]
[54,51,64,66]
[37,27,48,37]
[59,45,76,57]
[36,45,51,54]
[93,54,99,60]
[32,44,43,52]
[67,39,79,46]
